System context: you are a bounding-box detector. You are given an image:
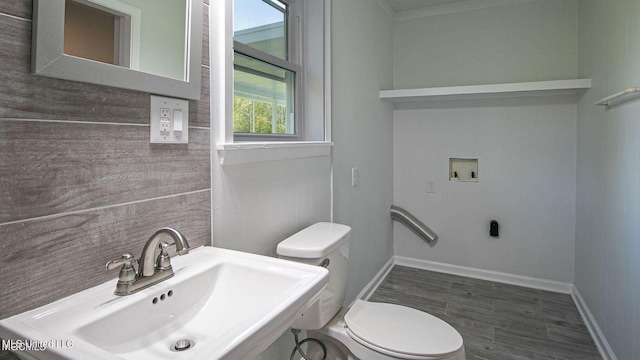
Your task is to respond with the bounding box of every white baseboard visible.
[571,285,618,360]
[351,256,395,305]
[394,256,573,294]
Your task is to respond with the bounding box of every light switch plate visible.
[150,95,189,143]
[426,178,435,193]
[351,167,359,187]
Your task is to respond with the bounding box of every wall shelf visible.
[379,79,592,102]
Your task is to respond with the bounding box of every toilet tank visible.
[277,222,351,330]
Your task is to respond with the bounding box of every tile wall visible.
[0,0,211,319]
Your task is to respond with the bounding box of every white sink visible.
[0,246,328,360]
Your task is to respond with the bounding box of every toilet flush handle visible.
[320,259,330,268]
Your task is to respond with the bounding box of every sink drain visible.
[170,338,195,352]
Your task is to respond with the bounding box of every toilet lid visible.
[344,300,463,358]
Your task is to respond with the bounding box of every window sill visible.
[216,141,333,165]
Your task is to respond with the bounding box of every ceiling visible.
[385,0,472,12]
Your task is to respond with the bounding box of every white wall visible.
[209,1,332,358]
[211,142,331,360]
[576,0,640,358]
[393,0,578,89]
[392,0,579,283]
[211,157,331,256]
[331,0,395,304]
[209,0,393,357]
[393,98,577,282]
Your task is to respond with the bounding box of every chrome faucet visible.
[106,227,191,296]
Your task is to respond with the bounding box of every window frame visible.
[232,0,304,141]
[213,0,332,162]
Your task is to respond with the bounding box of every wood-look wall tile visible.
[0,190,211,318]
[0,0,31,20]
[0,121,210,223]
[202,4,210,67]
[189,66,210,128]
[0,8,210,125]
[0,17,151,124]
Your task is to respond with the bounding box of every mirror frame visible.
[32,0,203,100]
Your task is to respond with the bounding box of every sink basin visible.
[0,246,328,360]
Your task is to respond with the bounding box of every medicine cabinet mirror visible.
[32,0,203,100]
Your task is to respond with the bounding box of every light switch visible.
[150,95,188,144]
[173,109,183,133]
[351,167,359,187]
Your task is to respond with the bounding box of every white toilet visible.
[277,222,466,360]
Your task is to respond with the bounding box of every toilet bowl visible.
[277,222,466,360]
[308,300,466,360]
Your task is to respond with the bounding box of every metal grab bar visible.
[595,87,640,109]
[390,205,438,247]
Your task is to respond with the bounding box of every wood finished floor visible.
[369,266,602,360]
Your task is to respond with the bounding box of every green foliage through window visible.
[233,96,287,134]
[233,0,300,139]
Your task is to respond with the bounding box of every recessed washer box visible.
[449,158,478,182]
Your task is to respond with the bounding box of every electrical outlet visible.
[159,119,170,135]
[150,95,189,143]
[426,178,435,193]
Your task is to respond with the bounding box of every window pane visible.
[234,52,295,135]
[234,0,287,60]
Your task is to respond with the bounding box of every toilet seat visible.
[344,300,464,359]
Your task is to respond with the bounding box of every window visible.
[233,52,296,135]
[233,0,300,140]
[214,0,329,163]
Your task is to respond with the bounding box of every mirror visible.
[32,0,203,100]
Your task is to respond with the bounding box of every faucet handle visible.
[156,228,190,255]
[106,253,136,270]
[156,241,172,271]
[106,253,137,283]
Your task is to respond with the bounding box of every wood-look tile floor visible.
[369,265,602,360]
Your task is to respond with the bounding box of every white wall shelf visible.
[380,79,591,102]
